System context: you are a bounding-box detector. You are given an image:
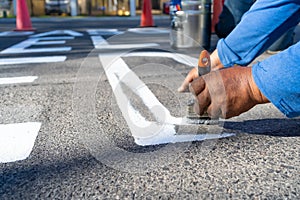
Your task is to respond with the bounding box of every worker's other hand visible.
[178,50,223,92]
[189,66,270,119]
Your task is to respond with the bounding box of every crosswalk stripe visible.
[0,56,67,65]
[91,36,159,49]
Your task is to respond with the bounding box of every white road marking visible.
[0,31,34,37]
[127,28,170,34]
[123,51,198,67]
[0,56,67,65]
[0,76,38,85]
[30,30,83,38]
[100,54,234,146]
[91,36,159,49]
[0,122,41,163]
[86,29,124,35]
[37,36,75,40]
[32,40,66,45]
[0,38,71,54]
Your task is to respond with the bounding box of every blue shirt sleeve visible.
[252,42,300,118]
[216,0,300,118]
[217,0,300,67]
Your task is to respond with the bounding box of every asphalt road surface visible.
[0,17,299,199]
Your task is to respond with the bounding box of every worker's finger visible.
[189,76,206,96]
[194,88,211,115]
[177,68,198,92]
[207,104,222,119]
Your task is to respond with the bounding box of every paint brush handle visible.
[197,50,211,76]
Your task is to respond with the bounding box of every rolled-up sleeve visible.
[252,42,300,118]
[217,0,300,67]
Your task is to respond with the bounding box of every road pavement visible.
[0,17,299,199]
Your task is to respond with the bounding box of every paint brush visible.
[186,50,215,123]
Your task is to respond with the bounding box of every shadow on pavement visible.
[223,118,300,137]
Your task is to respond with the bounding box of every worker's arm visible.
[218,0,300,67]
[190,42,300,119]
[179,0,300,92]
[252,42,300,118]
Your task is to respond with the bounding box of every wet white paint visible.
[91,36,159,49]
[0,122,41,163]
[100,54,234,146]
[0,76,38,85]
[0,56,66,65]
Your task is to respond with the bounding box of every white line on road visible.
[86,29,124,35]
[0,37,73,54]
[0,122,41,163]
[37,36,75,40]
[0,31,34,37]
[32,40,66,45]
[91,36,159,49]
[127,28,170,34]
[0,76,38,85]
[0,56,67,65]
[30,30,83,38]
[122,51,198,67]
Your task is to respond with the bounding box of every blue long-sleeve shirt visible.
[216,0,300,118]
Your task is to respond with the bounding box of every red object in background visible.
[212,0,224,33]
[140,0,155,27]
[163,2,170,14]
[15,0,35,31]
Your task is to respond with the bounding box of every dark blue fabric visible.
[224,0,254,25]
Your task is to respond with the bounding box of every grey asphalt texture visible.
[0,16,299,199]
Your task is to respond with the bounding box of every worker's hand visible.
[178,50,223,92]
[189,66,270,119]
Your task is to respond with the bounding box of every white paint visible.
[0,31,34,37]
[0,56,66,65]
[99,54,234,146]
[32,41,66,45]
[30,30,83,38]
[37,36,75,40]
[0,76,38,85]
[123,51,198,67]
[91,35,159,49]
[86,29,124,36]
[127,28,170,34]
[0,38,71,54]
[0,122,41,163]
